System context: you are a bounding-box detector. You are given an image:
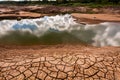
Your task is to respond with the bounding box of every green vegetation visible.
[0,0,119,7]
[58,2,120,8]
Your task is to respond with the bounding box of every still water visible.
[0,14,120,46]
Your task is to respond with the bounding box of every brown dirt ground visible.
[72,13,120,24]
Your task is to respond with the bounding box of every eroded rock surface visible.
[0,5,120,20]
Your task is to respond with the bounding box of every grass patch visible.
[0,1,119,8]
[58,2,120,8]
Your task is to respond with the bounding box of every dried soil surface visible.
[0,45,120,80]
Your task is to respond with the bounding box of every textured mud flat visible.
[0,45,120,80]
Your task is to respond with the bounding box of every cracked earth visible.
[0,45,120,80]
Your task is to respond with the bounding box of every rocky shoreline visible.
[0,5,120,24]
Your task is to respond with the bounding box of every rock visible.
[92,8,100,13]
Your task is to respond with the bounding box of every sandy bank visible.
[72,13,120,24]
[0,5,120,24]
[0,11,50,20]
[0,12,120,24]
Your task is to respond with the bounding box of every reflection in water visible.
[0,14,120,46]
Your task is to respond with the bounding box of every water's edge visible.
[0,14,120,47]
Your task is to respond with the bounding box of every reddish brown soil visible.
[0,5,120,24]
[0,45,120,80]
[72,13,120,24]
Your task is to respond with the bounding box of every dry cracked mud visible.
[0,45,120,80]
